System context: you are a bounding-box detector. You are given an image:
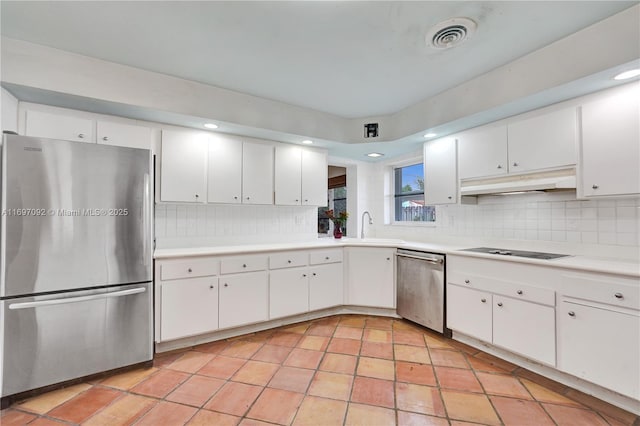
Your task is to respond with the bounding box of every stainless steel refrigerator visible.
[0,134,153,406]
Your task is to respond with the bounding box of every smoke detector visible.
[426,17,477,49]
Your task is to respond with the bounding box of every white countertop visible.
[154,238,640,278]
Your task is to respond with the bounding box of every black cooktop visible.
[460,247,570,260]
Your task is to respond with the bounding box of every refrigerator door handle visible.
[8,287,147,310]
[143,172,151,267]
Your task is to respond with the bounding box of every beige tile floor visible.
[1,315,638,425]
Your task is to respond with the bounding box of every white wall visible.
[155,204,318,248]
[1,87,18,133]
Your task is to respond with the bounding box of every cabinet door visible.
[507,107,577,173]
[558,301,640,400]
[243,142,274,205]
[160,277,219,341]
[301,149,328,206]
[458,125,508,179]
[424,137,457,204]
[208,136,243,204]
[270,267,309,319]
[446,284,492,342]
[219,271,269,329]
[97,121,152,150]
[274,145,302,205]
[493,295,555,366]
[346,248,395,308]
[581,84,640,197]
[309,263,343,311]
[160,130,208,203]
[25,110,94,143]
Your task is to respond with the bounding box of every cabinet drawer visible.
[270,251,308,269]
[309,249,343,265]
[221,255,269,274]
[160,258,219,280]
[448,271,555,306]
[561,272,639,310]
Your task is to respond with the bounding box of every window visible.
[318,177,347,235]
[394,163,435,222]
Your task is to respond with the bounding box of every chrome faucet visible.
[360,211,373,239]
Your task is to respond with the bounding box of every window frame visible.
[390,159,436,227]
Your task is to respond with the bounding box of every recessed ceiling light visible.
[367,152,384,158]
[613,69,640,80]
[424,133,437,138]
[204,123,218,129]
[302,140,313,145]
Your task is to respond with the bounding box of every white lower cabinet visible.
[219,271,269,329]
[160,277,219,341]
[270,267,309,319]
[309,263,344,311]
[493,295,555,366]
[557,300,640,400]
[446,284,492,342]
[346,247,395,308]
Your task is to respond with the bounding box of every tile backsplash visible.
[376,192,640,248]
[155,204,318,248]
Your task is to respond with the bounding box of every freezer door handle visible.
[143,173,151,266]
[8,287,147,310]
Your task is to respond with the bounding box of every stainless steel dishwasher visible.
[396,249,447,334]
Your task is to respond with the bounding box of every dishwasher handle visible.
[396,252,444,264]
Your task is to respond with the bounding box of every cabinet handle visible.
[516,290,523,295]
[312,272,317,276]
[224,283,228,287]
[568,311,575,317]
[497,164,502,169]
[302,274,307,277]
[102,136,109,141]
[325,256,330,260]
[234,196,238,200]
[481,298,486,303]
[497,302,503,307]
[288,260,292,263]
[512,162,518,167]
[209,285,214,289]
[447,196,452,200]
[242,264,247,268]
[464,279,470,284]
[614,293,623,299]
[592,184,599,189]
[195,194,199,198]
[246,197,250,200]
[295,199,299,202]
[188,268,192,273]
[304,199,309,202]
[78,133,85,139]
[386,257,391,260]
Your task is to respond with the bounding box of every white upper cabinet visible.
[580,83,640,198]
[301,148,328,206]
[507,107,577,173]
[242,142,274,205]
[208,136,243,204]
[275,145,328,206]
[275,144,303,205]
[25,110,94,143]
[96,121,152,150]
[424,136,458,205]
[160,129,208,203]
[458,125,508,180]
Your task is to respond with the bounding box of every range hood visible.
[460,169,576,196]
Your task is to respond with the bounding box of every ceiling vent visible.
[426,17,477,49]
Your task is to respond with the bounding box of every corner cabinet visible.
[160,129,209,203]
[274,145,328,206]
[424,136,458,205]
[346,247,395,308]
[579,82,640,198]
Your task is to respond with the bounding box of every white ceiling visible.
[1,1,636,119]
